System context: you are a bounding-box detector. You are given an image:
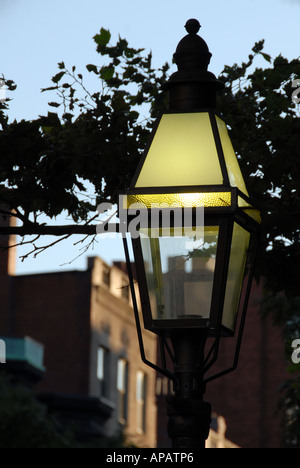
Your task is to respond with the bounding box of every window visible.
[156,377,172,396]
[97,347,109,399]
[117,359,128,424]
[136,371,147,432]
[103,265,111,287]
[121,280,130,301]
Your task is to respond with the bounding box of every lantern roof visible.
[122,20,261,226]
[130,20,247,196]
[131,111,249,198]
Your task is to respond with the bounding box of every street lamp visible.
[120,19,260,448]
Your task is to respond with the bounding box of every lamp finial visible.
[163,19,224,111]
[185,19,201,35]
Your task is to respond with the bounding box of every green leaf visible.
[41,126,53,135]
[63,113,73,122]
[52,71,65,84]
[5,80,17,91]
[100,66,114,82]
[48,102,61,108]
[129,110,139,121]
[41,86,58,93]
[93,28,111,47]
[252,40,265,54]
[86,64,98,74]
[260,52,272,63]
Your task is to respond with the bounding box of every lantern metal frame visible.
[121,185,260,384]
[120,96,261,384]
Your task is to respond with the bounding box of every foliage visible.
[215,43,300,446]
[0,374,135,448]
[217,41,300,298]
[0,29,169,225]
[280,376,300,448]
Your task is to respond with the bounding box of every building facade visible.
[0,218,157,447]
[87,257,157,446]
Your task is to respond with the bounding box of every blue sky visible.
[1,0,299,274]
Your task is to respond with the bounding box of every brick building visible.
[0,216,157,447]
[0,214,289,448]
[206,279,289,448]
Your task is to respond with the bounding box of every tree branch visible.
[0,224,96,236]
[18,233,73,262]
[0,223,120,237]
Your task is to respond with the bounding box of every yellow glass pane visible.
[216,116,249,196]
[140,226,219,322]
[125,192,232,209]
[135,113,223,188]
[222,223,250,331]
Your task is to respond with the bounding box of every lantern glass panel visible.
[126,192,232,209]
[135,113,223,188]
[140,227,219,322]
[216,116,249,197]
[222,223,251,331]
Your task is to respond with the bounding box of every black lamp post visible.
[120,19,260,448]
